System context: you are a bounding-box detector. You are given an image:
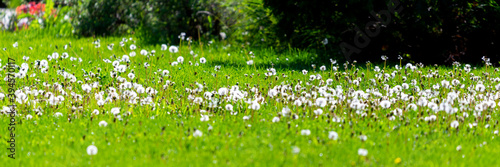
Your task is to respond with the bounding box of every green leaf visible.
[17,13,33,19]
[208,16,212,29]
[44,0,55,19]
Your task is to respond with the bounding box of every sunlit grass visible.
[1,31,500,166]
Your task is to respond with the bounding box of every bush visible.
[4,0,24,8]
[388,0,500,64]
[68,0,140,36]
[66,0,279,46]
[137,0,243,45]
[68,0,234,44]
[264,0,500,64]
[137,0,205,44]
[231,0,280,48]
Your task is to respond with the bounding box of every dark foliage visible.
[264,0,500,64]
[68,0,230,45]
[137,0,225,44]
[68,0,141,36]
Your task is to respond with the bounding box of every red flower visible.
[16,2,46,15]
[29,2,45,15]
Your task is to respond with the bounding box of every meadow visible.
[1,31,500,166]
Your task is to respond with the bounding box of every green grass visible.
[1,31,500,166]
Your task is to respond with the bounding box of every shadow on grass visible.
[207,59,319,72]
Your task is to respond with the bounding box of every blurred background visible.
[1,0,499,65]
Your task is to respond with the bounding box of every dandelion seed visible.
[272,117,280,123]
[218,88,229,96]
[429,115,437,121]
[407,103,417,111]
[313,109,323,115]
[54,112,63,117]
[381,55,388,61]
[190,129,202,137]
[111,107,121,115]
[177,56,184,63]
[96,99,105,106]
[332,117,342,123]
[82,84,92,93]
[220,32,227,40]
[475,84,485,92]
[169,46,179,53]
[140,49,148,56]
[358,148,368,156]
[128,73,135,79]
[359,135,367,141]
[87,145,98,155]
[380,100,391,109]
[281,107,291,116]
[315,98,327,108]
[451,120,459,128]
[129,51,136,57]
[162,70,170,76]
[99,121,108,127]
[320,65,326,71]
[225,104,233,111]
[328,131,338,140]
[200,115,209,122]
[300,129,311,136]
[92,109,99,115]
[292,146,300,154]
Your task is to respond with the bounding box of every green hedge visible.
[57,0,500,64]
[264,0,500,64]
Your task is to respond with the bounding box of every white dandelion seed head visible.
[140,49,148,56]
[169,46,179,53]
[193,129,203,137]
[87,145,98,155]
[328,131,338,140]
[99,121,108,127]
[451,120,459,128]
[300,129,311,136]
[358,148,368,156]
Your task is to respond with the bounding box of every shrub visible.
[137,0,232,44]
[264,0,500,64]
[4,0,24,8]
[68,0,232,44]
[68,0,140,36]
[388,0,500,64]
[229,0,279,48]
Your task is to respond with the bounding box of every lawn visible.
[1,31,500,166]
